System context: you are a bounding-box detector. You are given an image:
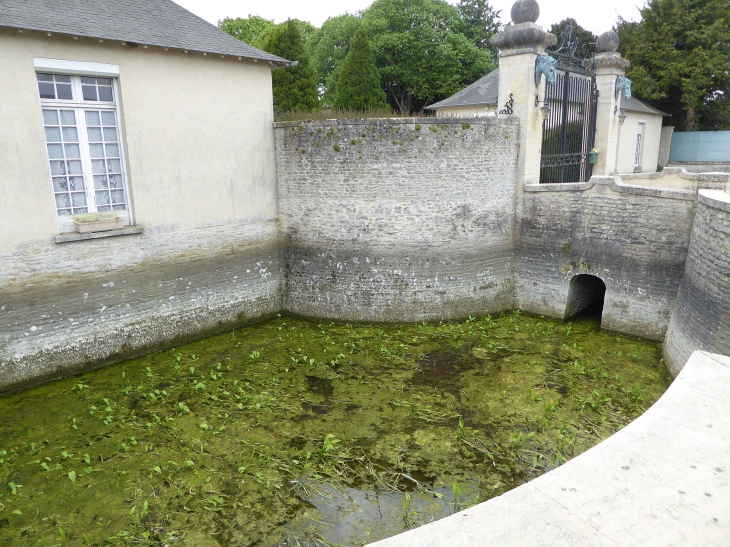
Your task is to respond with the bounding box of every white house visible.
[0,0,291,243]
[0,0,292,388]
[615,96,666,174]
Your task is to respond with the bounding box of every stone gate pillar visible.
[490,0,556,185]
[591,31,630,176]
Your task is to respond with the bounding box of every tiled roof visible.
[0,0,290,64]
[621,96,667,116]
[425,69,499,110]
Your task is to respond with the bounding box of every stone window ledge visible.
[54,225,143,244]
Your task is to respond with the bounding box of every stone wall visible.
[276,118,520,322]
[515,178,696,340]
[0,219,281,391]
[664,190,730,375]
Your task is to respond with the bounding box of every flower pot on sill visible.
[73,213,123,233]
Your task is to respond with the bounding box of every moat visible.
[0,312,671,546]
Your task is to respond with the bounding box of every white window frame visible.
[35,58,134,233]
[635,120,646,169]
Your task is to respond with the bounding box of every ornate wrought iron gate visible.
[539,24,598,184]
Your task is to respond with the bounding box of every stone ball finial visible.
[511,0,540,24]
[596,31,620,52]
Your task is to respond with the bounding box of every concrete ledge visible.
[54,225,144,243]
[524,175,696,201]
[370,350,730,547]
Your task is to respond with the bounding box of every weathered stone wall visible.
[0,220,281,391]
[664,190,730,375]
[276,118,520,322]
[515,178,697,340]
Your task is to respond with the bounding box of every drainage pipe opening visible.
[565,274,606,322]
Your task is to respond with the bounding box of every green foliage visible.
[334,28,388,111]
[616,0,730,130]
[456,0,501,53]
[263,20,319,113]
[0,314,670,545]
[218,15,276,49]
[547,18,596,56]
[362,0,496,114]
[309,14,362,105]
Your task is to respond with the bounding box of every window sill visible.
[54,225,143,244]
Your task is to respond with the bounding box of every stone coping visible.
[523,175,696,201]
[274,117,519,129]
[699,189,730,213]
[621,166,730,183]
[370,350,730,547]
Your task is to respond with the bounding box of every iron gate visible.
[539,24,598,184]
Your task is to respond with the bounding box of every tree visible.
[309,14,362,105]
[218,15,276,49]
[262,20,319,113]
[333,27,388,111]
[457,0,501,53]
[362,0,496,114]
[616,0,730,131]
[547,18,596,57]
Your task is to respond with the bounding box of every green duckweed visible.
[0,312,671,546]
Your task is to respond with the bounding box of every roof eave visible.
[4,24,290,65]
[426,101,498,110]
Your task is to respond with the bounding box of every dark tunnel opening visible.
[565,274,606,322]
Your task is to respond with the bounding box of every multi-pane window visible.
[37,72,130,230]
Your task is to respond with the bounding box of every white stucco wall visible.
[0,29,278,252]
[433,105,497,117]
[616,110,663,174]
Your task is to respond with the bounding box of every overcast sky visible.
[174,0,647,35]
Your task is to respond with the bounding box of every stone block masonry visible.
[664,190,730,375]
[4,116,730,392]
[516,178,697,340]
[276,118,520,322]
[0,219,281,391]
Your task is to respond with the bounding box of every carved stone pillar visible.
[489,0,556,185]
[592,31,630,176]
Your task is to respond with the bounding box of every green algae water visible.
[0,312,671,546]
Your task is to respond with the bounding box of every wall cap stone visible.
[274,117,520,129]
[699,189,730,212]
[523,175,696,201]
[621,166,730,183]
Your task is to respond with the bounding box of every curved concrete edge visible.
[523,175,696,200]
[370,350,730,547]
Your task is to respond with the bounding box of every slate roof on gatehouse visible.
[0,0,290,64]
[621,96,667,116]
[425,69,500,110]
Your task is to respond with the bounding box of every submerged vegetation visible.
[0,312,671,546]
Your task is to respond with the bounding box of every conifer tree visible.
[616,0,730,130]
[333,28,388,111]
[262,20,319,113]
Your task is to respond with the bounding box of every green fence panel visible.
[669,131,730,162]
